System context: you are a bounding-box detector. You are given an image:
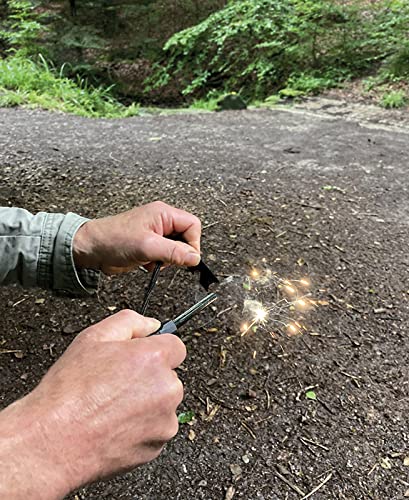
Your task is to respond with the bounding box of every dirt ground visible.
[0,101,408,500]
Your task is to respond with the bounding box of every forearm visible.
[0,396,72,500]
[0,207,99,295]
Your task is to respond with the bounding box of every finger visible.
[142,333,187,369]
[83,309,161,342]
[159,204,201,254]
[142,234,201,267]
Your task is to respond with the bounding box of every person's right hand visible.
[0,310,186,499]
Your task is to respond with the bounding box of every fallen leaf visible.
[35,298,45,304]
[404,456,409,466]
[188,429,196,441]
[178,411,195,424]
[107,306,117,312]
[380,457,392,469]
[306,390,317,400]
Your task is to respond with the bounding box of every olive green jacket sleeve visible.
[0,207,100,295]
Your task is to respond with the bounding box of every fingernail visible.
[186,252,201,267]
[146,318,161,333]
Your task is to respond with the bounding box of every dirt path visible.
[0,102,408,499]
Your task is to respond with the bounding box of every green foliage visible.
[380,90,407,109]
[189,96,219,111]
[149,0,409,101]
[177,411,195,424]
[384,42,409,78]
[0,0,44,56]
[0,55,139,117]
[284,73,342,95]
[278,88,305,99]
[306,390,317,401]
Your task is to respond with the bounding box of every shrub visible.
[148,0,409,101]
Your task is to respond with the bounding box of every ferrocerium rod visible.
[156,293,218,335]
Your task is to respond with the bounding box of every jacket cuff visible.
[39,213,100,295]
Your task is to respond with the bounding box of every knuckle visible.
[148,347,167,366]
[151,200,167,211]
[161,334,187,361]
[192,214,201,228]
[171,377,184,405]
[163,415,179,441]
[117,309,139,321]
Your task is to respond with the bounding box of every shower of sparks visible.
[240,266,317,338]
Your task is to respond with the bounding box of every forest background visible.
[0,0,408,117]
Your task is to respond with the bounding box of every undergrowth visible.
[148,0,409,105]
[0,55,139,117]
[0,0,138,117]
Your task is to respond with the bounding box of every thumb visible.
[82,309,161,342]
[145,234,201,267]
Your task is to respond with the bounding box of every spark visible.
[240,264,317,338]
[255,307,268,322]
[250,269,260,279]
[241,322,249,333]
[287,322,300,335]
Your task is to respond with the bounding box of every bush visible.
[148,0,409,101]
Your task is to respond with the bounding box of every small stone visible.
[248,389,257,398]
[62,323,79,335]
[242,455,250,464]
[229,464,242,479]
[224,486,235,500]
[198,479,207,487]
[225,486,235,500]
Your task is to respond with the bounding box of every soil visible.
[0,101,408,500]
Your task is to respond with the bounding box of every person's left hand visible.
[73,201,201,274]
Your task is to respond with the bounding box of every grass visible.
[0,55,139,118]
[189,96,220,111]
[380,90,407,109]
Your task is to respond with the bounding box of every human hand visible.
[0,310,186,499]
[73,201,201,274]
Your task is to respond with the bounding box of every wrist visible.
[73,220,100,270]
[0,393,77,499]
